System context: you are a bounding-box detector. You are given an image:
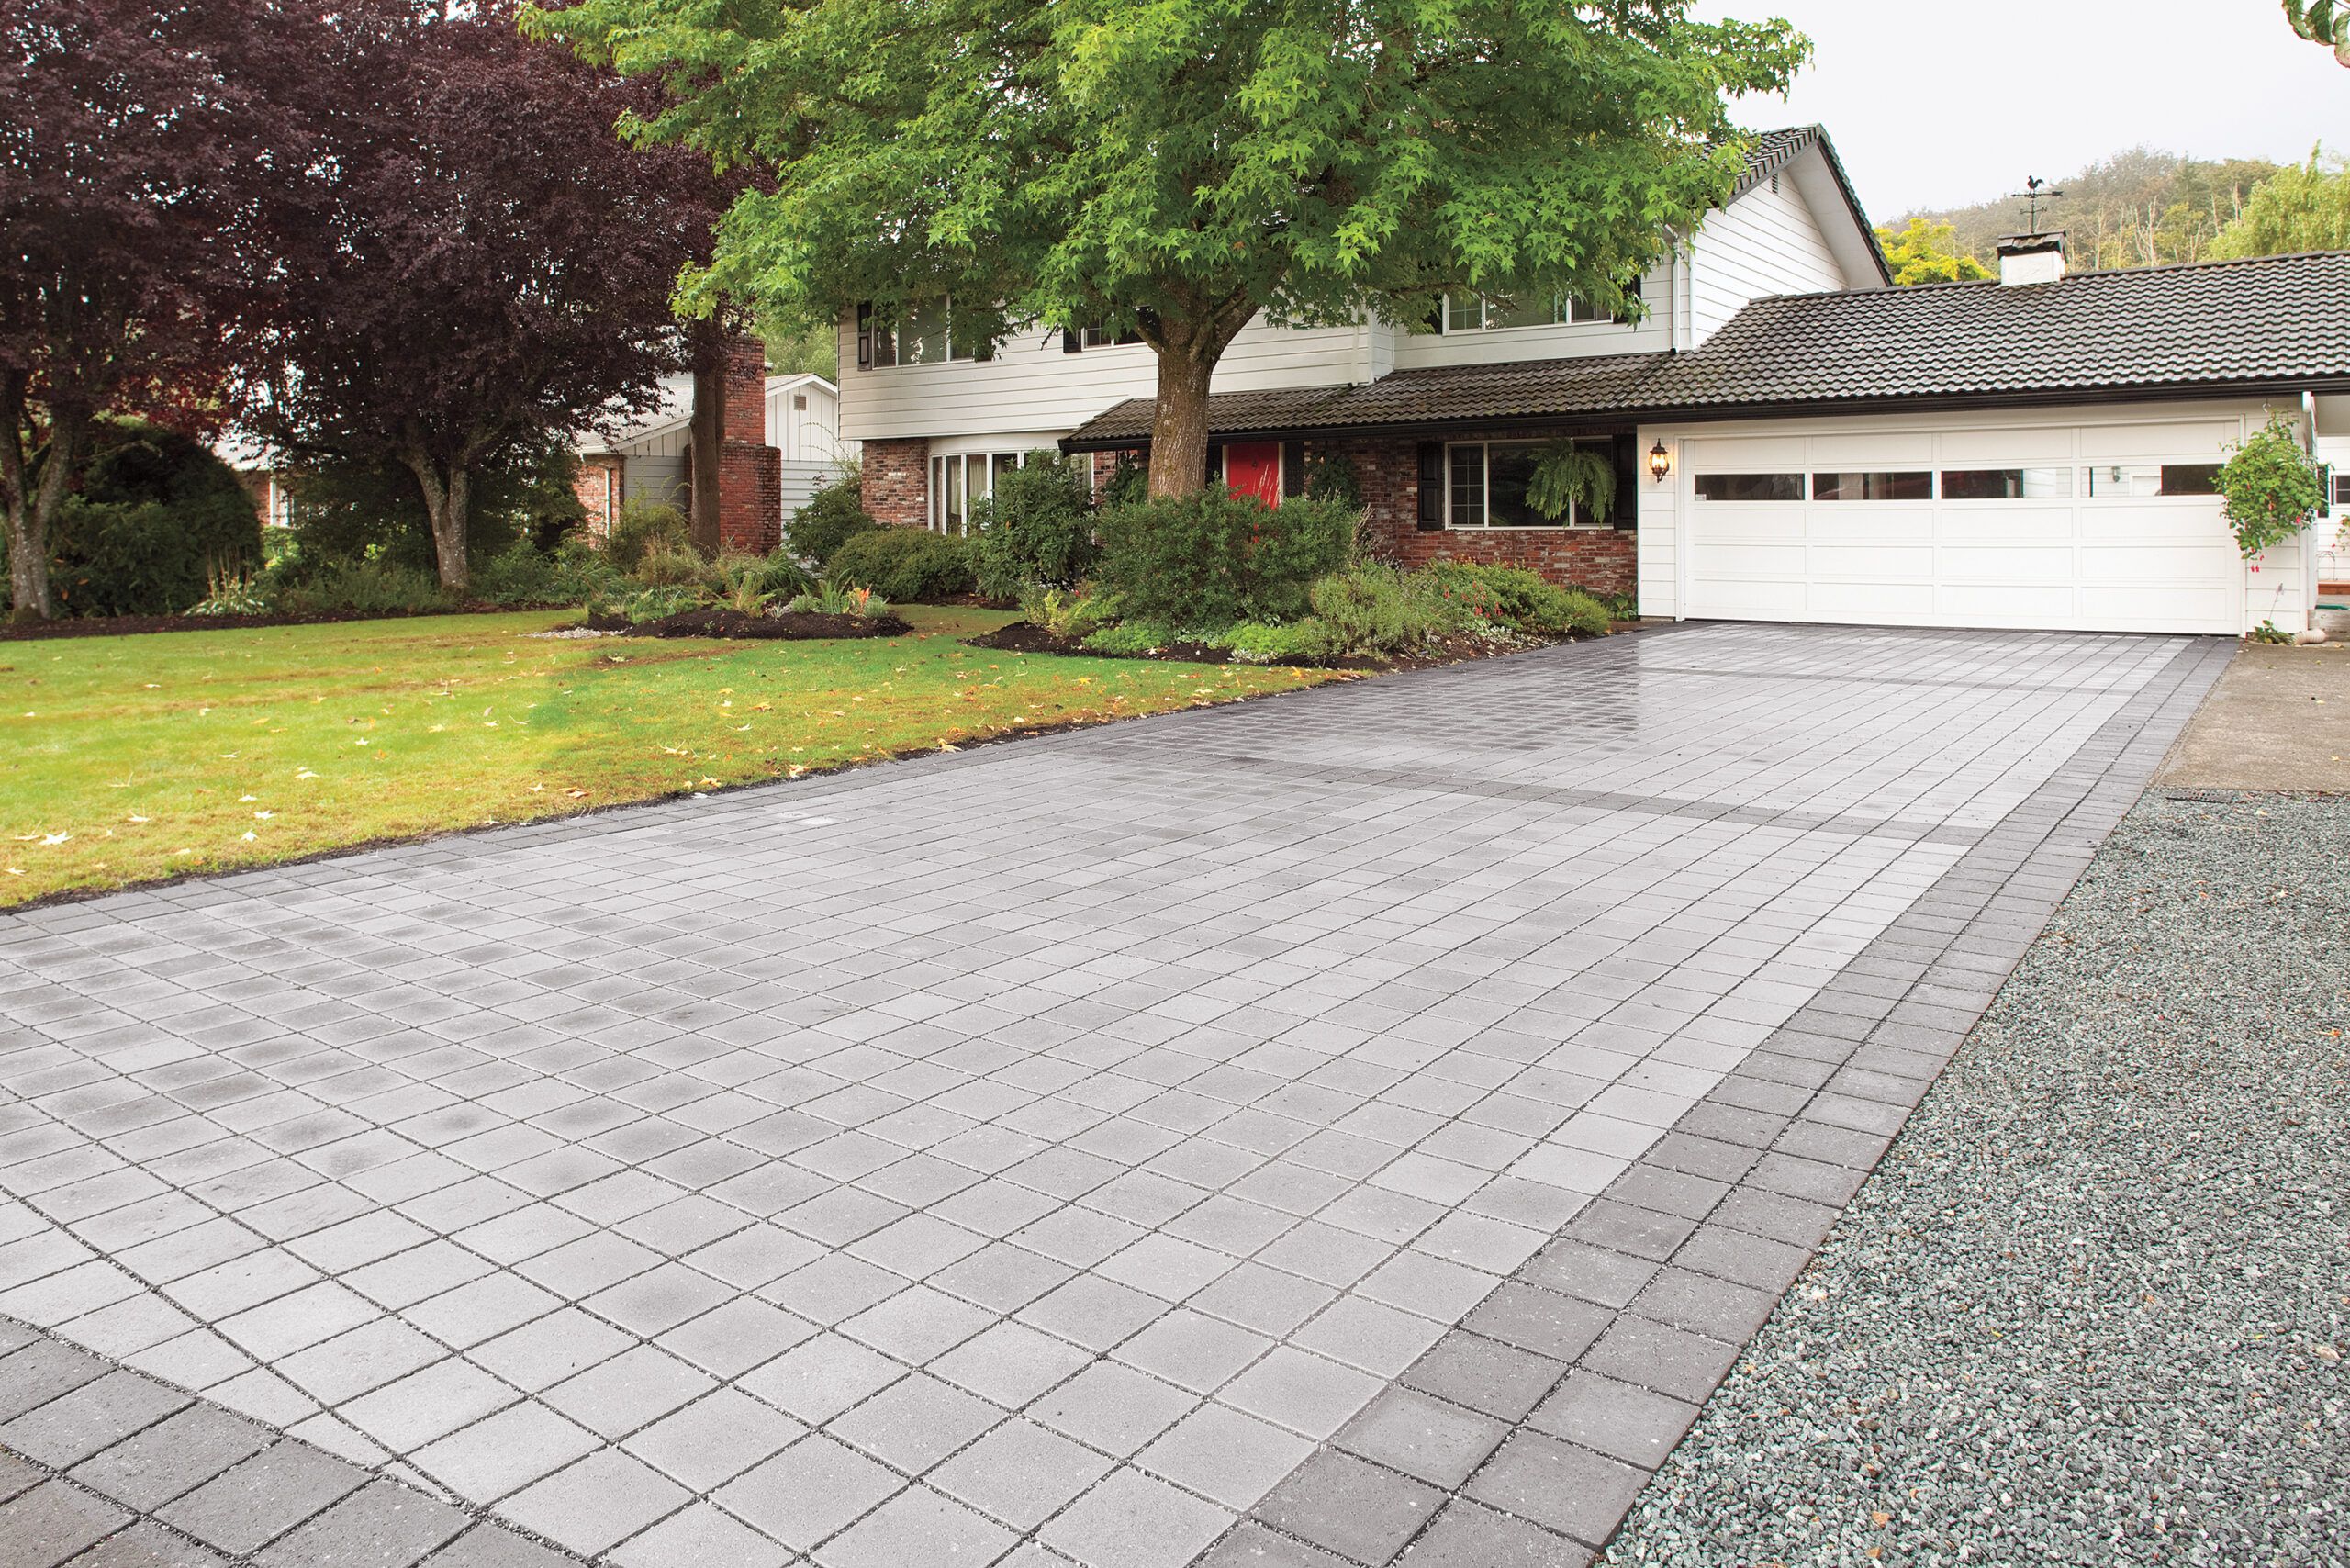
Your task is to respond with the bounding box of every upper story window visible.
[1080,325,1146,349]
[856,299,991,369]
[1439,282,1635,333]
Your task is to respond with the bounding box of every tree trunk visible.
[1146,346,1218,499]
[2,394,79,622]
[401,452,472,594]
[687,323,727,556]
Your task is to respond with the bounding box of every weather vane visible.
[2009,175,2065,233]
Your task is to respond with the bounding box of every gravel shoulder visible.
[1603,790,2350,1568]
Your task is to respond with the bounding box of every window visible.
[1812,470,1931,501]
[929,451,1028,536]
[1080,325,1145,348]
[2084,463,2221,498]
[856,299,991,369]
[1438,282,1634,333]
[1446,440,1612,528]
[1941,467,2074,500]
[1693,472,1803,502]
[2333,469,2349,509]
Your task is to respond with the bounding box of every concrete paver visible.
[1,623,2228,1564]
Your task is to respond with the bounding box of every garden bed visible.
[606,607,912,640]
[963,619,1573,671]
[0,602,547,641]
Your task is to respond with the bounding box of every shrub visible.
[826,527,976,602]
[786,469,881,566]
[1019,582,1116,641]
[635,540,714,588]
[185,562,272,618]
[1420,561,1612,637]
[605,499,689,572]
[971,455,1099,599]
[613,584,705,624]
[786,580,889,618]
[1306,563,1472,656]
[23,420,263,618]
[1223,619,1337,665]
[1080,618,1181,655]
[1301,452,1363,509]
[272,559,453,618]
[2216,410,2324,556]
[473,538,632,608]
[281,442,580,575]
[1102,454,1148,508]
[714,550,814,611]
[1095,491,1356,627]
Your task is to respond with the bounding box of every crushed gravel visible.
[1605,791,2350,1568]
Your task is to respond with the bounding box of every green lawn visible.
[1,606,1337,907]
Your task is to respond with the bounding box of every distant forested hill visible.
[1897,148,2287,271]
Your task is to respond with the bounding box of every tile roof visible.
[1062,353,1667,446]
[1631,251,2350,411]
[1063,252,2350,447]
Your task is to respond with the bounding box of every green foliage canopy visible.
[1875,218,1993,286]
[531,0,1807,496]
[2286,0,2350,64]
[2210,150,2350,259]
[2214,410,2324,557]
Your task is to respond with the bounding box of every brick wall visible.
[716,339,782,553]
[1320,434,1638,598]
[862,437,929,527]
[573,457,621,541]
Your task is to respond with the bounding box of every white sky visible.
[1698,0,2345,218]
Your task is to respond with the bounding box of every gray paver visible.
[0,625,2229,1568]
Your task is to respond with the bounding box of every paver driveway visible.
[0,623,2228,1568]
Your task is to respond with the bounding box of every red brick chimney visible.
[717,338,782,553]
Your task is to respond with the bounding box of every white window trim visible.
[1444,440,1611,531]
[1440,293,1622,334]
[929,449,1030,535]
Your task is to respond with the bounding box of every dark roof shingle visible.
[1062,252,2350,448]
[1631,250,2350,410]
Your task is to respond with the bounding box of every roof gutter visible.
[1060,375,2350,453]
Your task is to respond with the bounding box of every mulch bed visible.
[964,620,1564,672]
[618,607,912,640]
[0,603,548,642]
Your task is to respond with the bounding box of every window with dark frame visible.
[1444,440,1611,528]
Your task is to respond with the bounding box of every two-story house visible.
[844,127,2350,637]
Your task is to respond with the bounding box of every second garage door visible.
[1679,416,2246,635]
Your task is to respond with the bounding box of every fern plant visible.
[1526,443,1616,524]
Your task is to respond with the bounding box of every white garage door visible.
[1681,418,2245,634]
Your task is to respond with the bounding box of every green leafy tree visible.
[2210,149,2350,258]
[2286,0,2350,65]
[531,0,1806,498]
[1874,219,1993,286]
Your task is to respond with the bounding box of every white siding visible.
[766,377,850,463]
[1386,258,1675,372]
[1688,170,1848,343]
[838,314,1368,442]
[1640,399,2313,636]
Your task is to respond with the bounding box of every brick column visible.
[716,340,782,554]
[573,456,622,541]
[861,437,930,527]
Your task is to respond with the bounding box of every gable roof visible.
[1062,251,2350,448]
[1730,125,1891,288]
[1631,250,2350,414]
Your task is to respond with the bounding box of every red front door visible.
[1224,442,1281,506]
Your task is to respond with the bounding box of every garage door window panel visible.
[1811,471,1931,501]
[1694,473,1803,502]
[2085,464,2221,498]
[1942,467,2075,500]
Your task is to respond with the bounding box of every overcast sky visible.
[1698,0,2345,219]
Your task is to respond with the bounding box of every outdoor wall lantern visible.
[1647,440,1673,483]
